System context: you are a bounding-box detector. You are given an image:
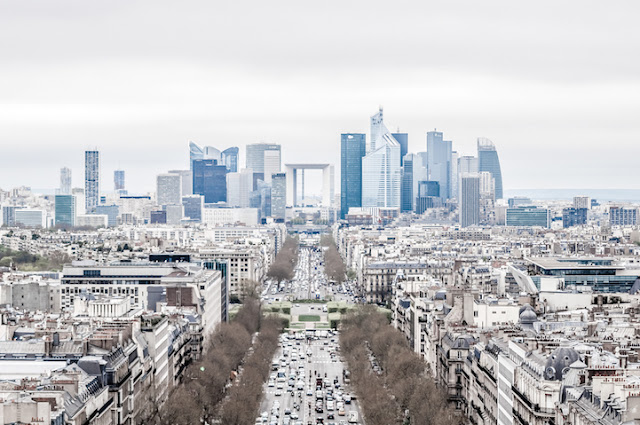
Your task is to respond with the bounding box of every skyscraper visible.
[391,133,408,166]
[426,131,452,200]
[189,142,221,170]
[221,147,239,173]
[157,173,182,206]
[362,109,402,208]
[168,170,193,196]
[415,180,440,214]
[182,195,204,222]
[226,169,254,208]
[84,150,100,213]
[460,174,480,227]
[477,138,503,199]
[59,167,72,195]
[246,143,281,183]
[271,173,286,221]
[114,170,125,191]
[450,151,458,200]
[192,159,227,203]
[401,154,414,212]
[340,133,366,219]
[55,194,76,227]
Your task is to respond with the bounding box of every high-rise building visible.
[609,206,638,226]
[15,209,46,228]
[508,197,532,208]
[114,170,125,191]
[574,196,591,210]
[1,206,21,227]
[221,147,239,173]
[59,167,72,195]
[340,133,366,219]
[157,173,182,206]
[392,133,408,166]
[95,205,119,227]
[401,154,414,212]
[246,143,281,183]
[192,159,227,203]
[477,138,503,199]
[506,206,550,228]
[189,142,221,170]
[226,169,254,208]
[478,171,495,199]
[460,174,480,227]
[55,194,76,227]
[562,207,588,228]
[271,173,287,221]
[415,180,440,214]
[362,109,402,208]
[450,151,459,200]
[263,150,281,184]
[84,150,100,213]
[168,170,193,196]
[182,195,204,222]
[426,131,452,200]
[458,156,479,174]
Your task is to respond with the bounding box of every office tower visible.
[426,131,452,200]
[72,188,86,215]
[362,108,402,208]
[477,138,503,199]
[113,170,125,191]
[340,133,366,219]
[401,154,414,212]
[246,143,281,183]
[460,174,481,227]
[182,195,204,222]
[506,206,550,228]
[574,196,591,210]
[150,210,167,224]
[562,207,588,228]
[450,151,458,200]
[227,169,254,207]
[479,171,495,199]
[458,156,479,174]
[15,209,46,228]
[192,159,228,203]
[157,173,182,206]
[2,206,21,227]
[189,142,221,170]
[55,194,76,227]
[609,206,638,226]
[221,147,239,173]
[250,180,272,219]
[84,150,100,213]
[59,167,72,195]
[263,150,281,184]
[392,133,408,166]
[95,205,119,227]
[271,173,287,221]
[508,197,532,208]
[415,181,440,214]
[163,204,184,225]
[168,170,193,196]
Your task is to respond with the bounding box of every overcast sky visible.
[1,0,639,195]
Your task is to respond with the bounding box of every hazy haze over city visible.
[1,0,639,194]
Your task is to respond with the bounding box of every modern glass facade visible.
[426,131,452,200]
[609,206,638,226]
[221,147,239,173]
[189,142,221,170]
[392,133,408,166]
[192,159,228,203]
[182,195,204,222]
[246,143,281,174]
[460,174,480,227]
[401,154,414,212]
[55,195,76,227]
[95,205,119,226]
[114,170,125,191]
[60,167,72,195]
[340,133,366,219]
[506,206,550,228]
[477,138,503,199]
[84,150,100,213]
[362,136,401,208]
[562,207,588,228]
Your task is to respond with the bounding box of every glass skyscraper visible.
[391,133,408,166]
[271,173,286,221]
[190,142,221,170]
[59,167,72,195]
[55,194,76,227]
[460,174,480,227]
[506,206,550,228]
[84,150,100,213]
[401,154,414,212]
[426,131,452,200]
[340,133,366,219]
[477,138,503,199]
[246,143,281,184]
[192,159,228,203]
[221,147,239,173]
[182,195,204,222]
[362,109,402,208]
[114,170,125,191]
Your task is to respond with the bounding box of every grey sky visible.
[1,0,639,194]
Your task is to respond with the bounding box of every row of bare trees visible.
[217,316,283,424]
[320,234,346,283]
[340,307,457,425]
[146,299,263,425]
[267,236,299,283]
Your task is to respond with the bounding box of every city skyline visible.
[1,1,639,193]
